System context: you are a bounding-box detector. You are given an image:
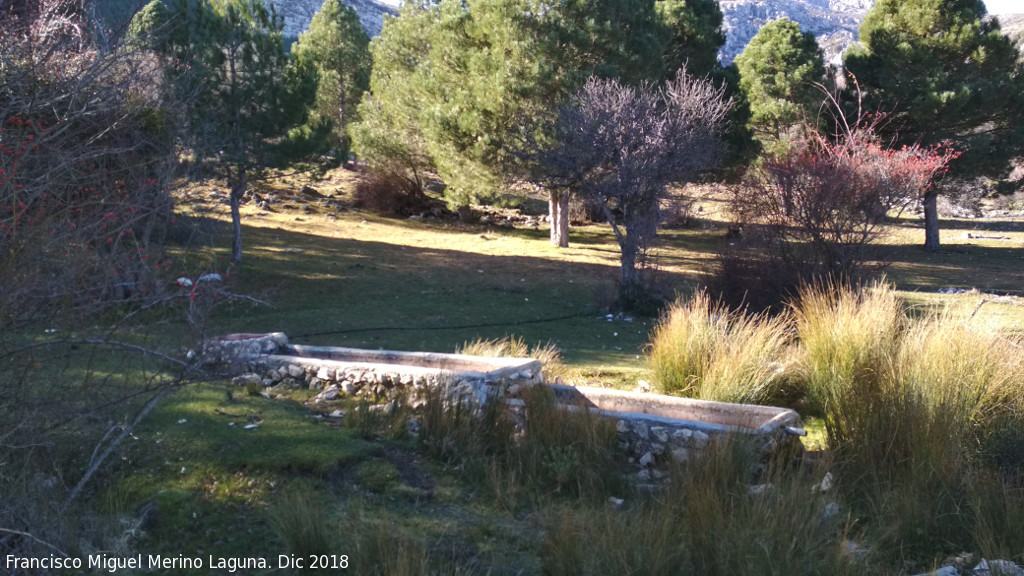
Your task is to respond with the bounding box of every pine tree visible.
[844,0,1024,251]
[349,0,437,194]
[656,0,725,78]
[132,0,317,262]
[735,18,824,148]
[291,0,371,160]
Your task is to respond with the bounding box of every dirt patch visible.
[382,445,436,497]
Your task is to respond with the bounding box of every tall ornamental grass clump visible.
[794,282,1024,477]
[417,384,623,509]
[792,281,905,463]
[648,290,792,405]
[793,282,1024,565]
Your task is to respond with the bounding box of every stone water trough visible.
[207,333,805,469]
[204,333,544,403]
[546,384,805,473]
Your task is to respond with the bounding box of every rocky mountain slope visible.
[999,14,1024,52]
[719,0,873,64]
[269,0,397,38]
[270,0,1020,67]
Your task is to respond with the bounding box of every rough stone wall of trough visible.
[206,333,544,403]
[612,415,794,483]
[259,357,543,404]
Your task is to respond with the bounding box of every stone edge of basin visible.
[205,332,542,382]
[548,384,804,436]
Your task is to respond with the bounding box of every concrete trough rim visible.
[284,344,536,369]
[264,349,542,383]
[548,384,802,435]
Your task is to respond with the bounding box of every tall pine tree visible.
[132,0,317,262]
[735,18,824,148]
[351,0,670,246]
[657,0,725,78]
[844,0,1024,251]
[291,0,371,160]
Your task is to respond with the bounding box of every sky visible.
[984,0,1023,15]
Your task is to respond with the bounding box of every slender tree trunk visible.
[619,237,641,305]
[923,189,941,252]
[230,168,246,263]
[227,42,246,264]
[549,189,569,247]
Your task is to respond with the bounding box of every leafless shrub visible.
[528,69,730,311]
[0,0,177,327]
[0,1,204,565]
[353,170,435,217]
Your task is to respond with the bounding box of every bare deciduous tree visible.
[530,70,731,308]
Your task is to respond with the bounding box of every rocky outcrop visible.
[719,0,873,65]
[268,0,398,38]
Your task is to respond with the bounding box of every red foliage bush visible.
[732,112,960,279]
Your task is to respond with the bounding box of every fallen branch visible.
[61,383,178,513]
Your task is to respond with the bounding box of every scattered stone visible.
[616,419,630,433]
[243,423,259,430]
[232,373,262,386]
[748,484,772,497]
[637,469,652,481]
[670,447,691,462]
[842,540,868,562]
[177,419,187,424]
[813,472,834,493]
[650,426,669,443]
[632,421,649,441]
[974,559,1024,576]
[287,364,304,378]
[308,378,323,391]
[316,366,331,380]
[638,451,655,468]
[300,185,322,198]
[321,387,339,400]
[608,497,625,509]
[342,382,356,396]
[405,418,422,438]
[635,380,652,393]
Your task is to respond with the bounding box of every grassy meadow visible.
[5,168,1024,575]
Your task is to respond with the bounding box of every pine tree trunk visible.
[549,189,570,248]
[923,189,941,252]
[230,169,246,263]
